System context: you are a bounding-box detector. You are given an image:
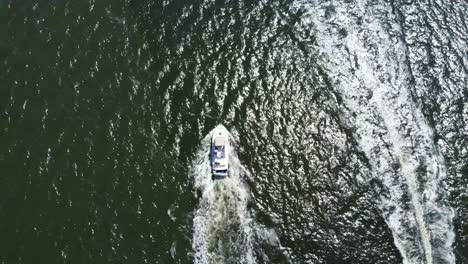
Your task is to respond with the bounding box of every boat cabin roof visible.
[214,137,227,146]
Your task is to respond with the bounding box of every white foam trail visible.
[373,90,433,264]
[291,1,455,263]
[192,125,256,264]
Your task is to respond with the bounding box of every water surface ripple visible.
[0,0,467,263]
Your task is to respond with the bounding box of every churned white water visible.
[192,125,256,264]
[289,1,455,263]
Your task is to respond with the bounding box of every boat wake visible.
[192,125,255,264]
[285,1,455,263]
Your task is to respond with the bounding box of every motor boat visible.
[209,127,229,179]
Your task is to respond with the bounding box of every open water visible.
[1,0,467,263]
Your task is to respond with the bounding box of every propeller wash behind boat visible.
[192,125,256,264]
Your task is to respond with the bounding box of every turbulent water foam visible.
[288,1,455,263]
[192,125,255,264]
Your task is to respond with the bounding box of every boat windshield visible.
[215,145,225,159]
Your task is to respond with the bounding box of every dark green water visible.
[1,0,467,263]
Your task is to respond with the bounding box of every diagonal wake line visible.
[271,1,455,263]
